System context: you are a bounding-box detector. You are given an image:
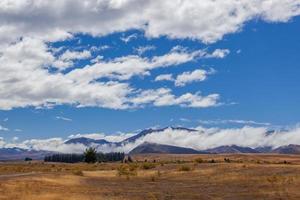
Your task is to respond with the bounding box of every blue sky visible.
[0,0,300,142]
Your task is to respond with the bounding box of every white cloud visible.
[0,125,9,131]
[59,50,92,61]
[130,88,220,108]
[179,118,191,122]
[120,33,138,43]
[66,48,203,82]
[68,132,135,142]
[205,49,230,59]
[100,125,300,152]
[154,74,174,82]
[0,37,221,110]
[56,116,72,122]
[52,50,92,70]
[0,0,299,45]
[198,119,271,126]
[90,45,110,52]
[134,45,156,55]
[0,0,298,111]
[3,125,300,153]
[155,68,216,87]
[175,68,216,87]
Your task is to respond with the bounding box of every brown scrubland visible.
[1,154,300,200]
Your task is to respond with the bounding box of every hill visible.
[129,142,206,154]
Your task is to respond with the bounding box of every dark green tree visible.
[84,147,97,163]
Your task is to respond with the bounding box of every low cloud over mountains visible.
[2,125,300,157]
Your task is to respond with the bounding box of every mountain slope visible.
[121,127,197,144]
[0,148,51,161]
[206,145,259,154]
[255,146,273,153]
[65,137,111,145]
[129,142,206,154]
[271,144,300,154]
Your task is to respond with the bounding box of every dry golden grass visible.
[1,154,300,199]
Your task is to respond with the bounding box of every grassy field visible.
[1,154,300,200]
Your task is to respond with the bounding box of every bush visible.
[195,158,203,163]
[128,163,139,171]
[73,170,84,176]
[141,162,156,170]
[178,165,191,172]
[117,165,137,177]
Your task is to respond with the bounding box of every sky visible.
[0,0,300,145]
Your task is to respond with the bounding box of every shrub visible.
[178,165,191,172]
[195,158,203,163]
[128,163,139,171]
[141,162,156,170]
[151,176,156,182]
[157,170,161,177]
[117,165,137,177]
[73,170,84,176]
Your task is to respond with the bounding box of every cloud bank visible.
[2,125,300,153]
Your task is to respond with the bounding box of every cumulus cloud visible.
[155,68,216,87]
[175,68,216,87]
[130,88,220,108]
[0,37,220,110]
[66,47,206,82]
[0,0,299,44]
[205,49,230,59]
[1,0,297,111]
[59,50,92,61]
[0,0,298,112]
[154,74,174,82]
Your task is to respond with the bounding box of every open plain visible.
[1,154,300,200]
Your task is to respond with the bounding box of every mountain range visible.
[0,148,51,161]
[1,127,300,161]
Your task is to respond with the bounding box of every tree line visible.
[44,147,125,163]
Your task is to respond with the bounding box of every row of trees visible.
[44,153,84,163]
[44,148,125,163]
